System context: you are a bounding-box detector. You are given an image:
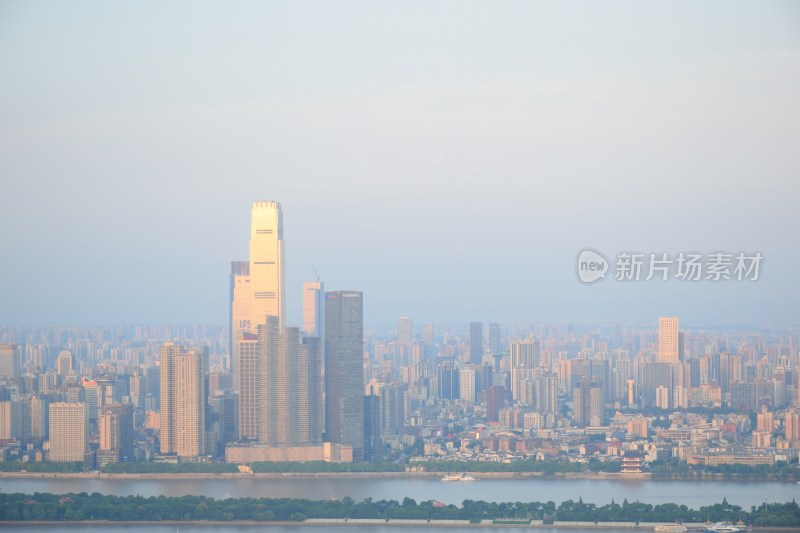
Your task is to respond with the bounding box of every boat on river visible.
[704,522,742,533]
[441,473,477,482]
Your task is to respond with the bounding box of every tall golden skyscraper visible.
[160,343,208,458]
[658,317,679,363]
[230,202,284,393]
[249,201,284,328]
[230,203,325,448]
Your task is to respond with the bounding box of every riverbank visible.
[0,519,792,530]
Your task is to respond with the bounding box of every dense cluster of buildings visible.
[0,201,798,470]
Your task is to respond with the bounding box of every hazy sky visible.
[1,1,798,328]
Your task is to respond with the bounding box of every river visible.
[0,476,788,508]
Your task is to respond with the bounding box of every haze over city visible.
[5,4,800,532]
[1,1,799,327]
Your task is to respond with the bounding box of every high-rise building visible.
[380,381,405,438]
[258,318,322,446]
[0,402,12,440]
[98,403,133,463]
[469,322,483,364]
[626,378,636,407]
[423,323,435,357]
[510,339,540,402]
[363,392,381,461]
[477,362,493,399]
[785,409,800,442]
[459,366,477,403]
[237,333,259,440]
[0,344,20,383]
[486,385,505,423]
[397,317,413,345]
[250,201,285,327]
[230,201,284,392]
[325,290,364,461]
[655,385,670,409]
[437,361,460,400]
[658,317,679,363]
[757,406,774,432]
[640,362,675,408]
[229,261,251,391]
[572,380,589,426]
[673,385,689,409]
[143,365,160,411]
[29,395,47,439]
[48,402,87,462]
[208,391,239,454]
[612,358,631,404]
[303,281,325,338]
[573,379,604,427]
[160,343,208,458]
[81,376,98,427]
[488,323,501,356]
[56,350,74,378]
[536,374,559,416]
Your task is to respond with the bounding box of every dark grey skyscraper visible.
[325,290,364,461]
[469,321,483,364]
[640,362,675,408]
[437,360,460,400]
[380,381,405,438]
[363,392,381,461]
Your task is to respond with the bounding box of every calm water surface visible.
[0,476,789,507]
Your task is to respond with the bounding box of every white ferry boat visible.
[441,473,477,482]
[704,522,742,533]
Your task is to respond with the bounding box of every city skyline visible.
[1,308,798,470]
[2,4,800,524]
[1,2,798,327]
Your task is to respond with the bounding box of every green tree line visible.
[1,492,798,526]
[0,462,85,473]
[102,462,239,474]
[422,458,620,473]
[249,461,404,473]
[0,458,793,480]
[649,459,798,480]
